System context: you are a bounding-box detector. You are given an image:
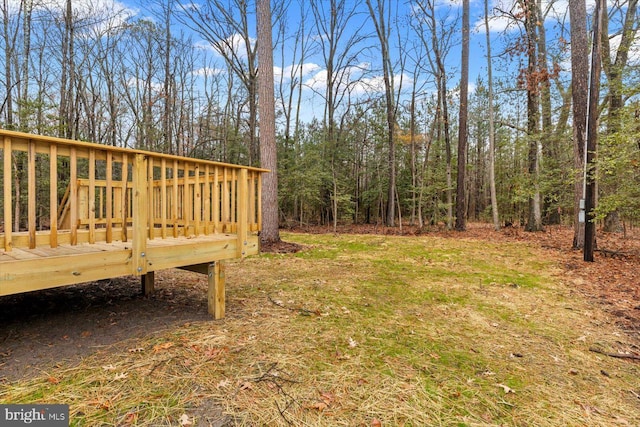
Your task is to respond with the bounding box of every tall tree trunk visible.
[569,0,588,248]
[365,0,396,227]
[584,0,605,261]
[256,0,279,243]
[455,0,469,231]
[20,0,33,130]
[523,0,543,232]
[3,0,14,128]
[600,0,638,232]
[59,0,75,139]
[162,0,174,154]
[537,0,560,225]
[485,0,500,230]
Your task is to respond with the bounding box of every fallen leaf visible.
[217,379,231,388]
[348,337,358,348]
[153,342,174,353]
[205,347,229,359]
[305,401,328,411]
[496,383,515,394]
[320,392,335,405]
[47,376,60,384]
[81,331,92,338]
[123,412,138,424]
[102,364,117,371]
[128,347,144,353]
[371,418,382,427]
[179,413,193,426]
[114,372,128,380]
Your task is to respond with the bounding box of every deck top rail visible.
[0,129,266,260]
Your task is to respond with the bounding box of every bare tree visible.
[485,0,500,230]
[2,0,18,128]
[178,0,259,165]
[59,0,76,139]
[19,0,33,129]
[412,0,457,229]
[600,0,638,232]
[365,0,398,227]
[309,0,369,231]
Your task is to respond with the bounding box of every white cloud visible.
[304,64,412,98]
[304,69,328,91]
[21,0,137,36]
[274,63,322,81]
[192,67,225,78]
[195,33,256,61]
[126,77,163,93]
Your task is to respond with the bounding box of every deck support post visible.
[208,261,225,319]
[141,271,155,295]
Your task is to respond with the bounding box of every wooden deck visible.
[0,130,265,319]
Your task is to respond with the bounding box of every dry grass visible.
[3,231,640,426]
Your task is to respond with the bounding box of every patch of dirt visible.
[260,239,303,254]
[0,272,211,382]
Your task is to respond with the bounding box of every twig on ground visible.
[250,362,299,426]
[595,248,633,259]
[267,294,319,316]
[589,347,640,361]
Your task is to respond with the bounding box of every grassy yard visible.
[2,232,640,426]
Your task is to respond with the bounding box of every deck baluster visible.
[3,136,12,252]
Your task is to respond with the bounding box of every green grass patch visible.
[2,232,640,426]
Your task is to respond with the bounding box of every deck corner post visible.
[132,154,149,276]
[237,168,249,258]
[208,261,225,319]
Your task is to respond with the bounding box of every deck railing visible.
[0,130,265,258]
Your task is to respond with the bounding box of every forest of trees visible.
[1,0,639,238]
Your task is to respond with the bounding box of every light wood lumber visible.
[88,149,96,244]
[141,271,155,295]
[210,261,225,319]
[50,144,58,248]
[237,169,248,258]
[132,154,148,275]
[4,136,12,251]
[28,140,36,248]
[106,152,113,243]
[70,147,78,245]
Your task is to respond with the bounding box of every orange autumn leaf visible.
[153,342,174,353]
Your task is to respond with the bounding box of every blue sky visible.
[8,0,639,123]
